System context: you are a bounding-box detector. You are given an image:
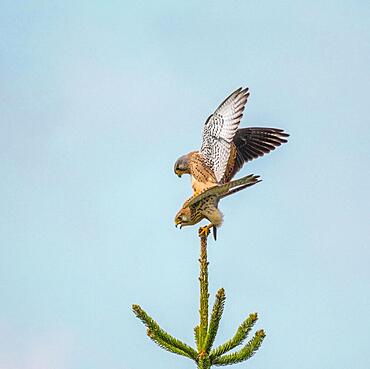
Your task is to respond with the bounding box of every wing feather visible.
[200,87,250,182]
[223,127,289,181]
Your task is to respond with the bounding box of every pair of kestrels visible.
[174,87,288,239]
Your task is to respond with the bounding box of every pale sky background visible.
[1,1,369,369]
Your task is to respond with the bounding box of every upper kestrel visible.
[174,87,289,194]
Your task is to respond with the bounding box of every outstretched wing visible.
[224,127,289,181]
[200,87,250,183]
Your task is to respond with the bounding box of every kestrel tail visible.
[174,174,261,240]
[174,87,289,194]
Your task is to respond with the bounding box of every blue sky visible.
[0,1,369,369]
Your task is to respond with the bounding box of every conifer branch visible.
[211,330,266,366]
[132,304,198,360]
[204,288,226,353]
[194,325,201,351]
[133,228,265,369]
[209,312,258,359]
[146,329,196,360]
[199,230,209,349]
[198,356,211,369]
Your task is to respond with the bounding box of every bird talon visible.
[198,225,213,238]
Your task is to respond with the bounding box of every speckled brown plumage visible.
[175,174,261,239]
[174,88,289,194]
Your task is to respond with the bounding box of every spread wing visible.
[224,127,289,181]
[200,87,250,183]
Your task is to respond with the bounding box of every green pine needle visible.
[132,304,198,361]
[210,312,258,359]
[194,325,201,351]
[147,329,196,360]
[204,288,226,353]
[211,330,266,366]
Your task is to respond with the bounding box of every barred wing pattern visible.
[200,87,250,183]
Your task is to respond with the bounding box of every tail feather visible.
[220,177,261,200]
[188,174,261,207]
[226,174,260,190]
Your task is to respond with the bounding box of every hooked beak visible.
[177,174,182,178]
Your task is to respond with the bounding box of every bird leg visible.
[198,224,214,238]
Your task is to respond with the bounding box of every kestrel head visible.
[174,154,190,177]
[174,206,192,228]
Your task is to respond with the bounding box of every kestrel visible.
[174,174,261,240]
[174,87,289,194]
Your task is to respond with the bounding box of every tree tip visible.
[132,304,141,314]
[249,312,258,321]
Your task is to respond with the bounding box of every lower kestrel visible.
[174,174,261,240]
